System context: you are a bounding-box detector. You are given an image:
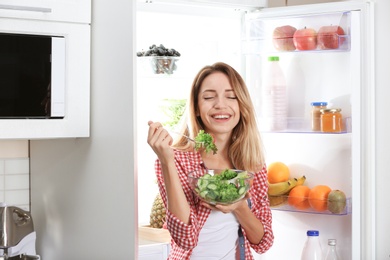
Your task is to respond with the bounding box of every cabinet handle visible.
[0,4,51,13]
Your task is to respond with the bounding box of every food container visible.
[320,108,342,133]
[149,56,179,74]
[310,102,328,131]
[188,169,254,205]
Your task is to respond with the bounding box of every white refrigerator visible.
[136,1,375,259]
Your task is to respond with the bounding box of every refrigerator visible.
[135,1,374,259]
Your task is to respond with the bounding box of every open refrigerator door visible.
[135,1,375,259]
[242,1,374,259]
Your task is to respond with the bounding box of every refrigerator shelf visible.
[242,35,350,55]
[258,117,352,134]
[243,10,351,55]
[269,196,352,216]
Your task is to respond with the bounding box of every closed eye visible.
[227,96,237,99]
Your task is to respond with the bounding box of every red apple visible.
[272,25,297,51]
[293,27,317,51]
[317,25,345,49]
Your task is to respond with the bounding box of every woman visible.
[147,62,273,259]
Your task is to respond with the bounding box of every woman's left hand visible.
[200,193,250,213]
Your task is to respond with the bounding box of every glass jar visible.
[310,102,328,131]
[320,108,342,133]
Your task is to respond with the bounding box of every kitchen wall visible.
[0,140,29,210]
[29,0,137,259]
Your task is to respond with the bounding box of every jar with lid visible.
[320,108,342,133]
[311,102,328,131]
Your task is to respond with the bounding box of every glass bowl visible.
[188,169,254,205]
[149,56,179,74]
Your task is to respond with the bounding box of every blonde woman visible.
[147,62,274,260]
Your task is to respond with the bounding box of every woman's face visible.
[197,72,240,136]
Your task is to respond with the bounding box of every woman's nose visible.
[214,97,227,108]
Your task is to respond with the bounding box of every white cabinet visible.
[139,241,170,260]
[0,1,91,139]
[0,0,91,23]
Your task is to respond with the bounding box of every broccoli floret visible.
[194,130,218,154]
[220,169,238,180]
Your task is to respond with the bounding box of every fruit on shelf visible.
[137,43,181,57]
[327,189,347,214]
[268,175,306,196]
[268,178,296,196]
[269,195,287,207]
[317,25,346,50]
[293,27,318,50]
[308,185,332,212]
[272,25,297,51]
[267,161,290,184]
[288,185,311,210]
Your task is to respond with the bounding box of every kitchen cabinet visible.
[0,0,90,23]
[139,241,170,260]
[0,0,90,139]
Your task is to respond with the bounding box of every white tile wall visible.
[0,141,30,211]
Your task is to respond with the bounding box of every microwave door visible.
[50,36,66,118]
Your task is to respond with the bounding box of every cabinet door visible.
[0,0,91,23]
[0,18,90,138]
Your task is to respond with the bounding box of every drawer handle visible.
[0,4,52,13]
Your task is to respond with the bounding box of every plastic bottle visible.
[301,230,323,260]
[262,56,288,131]
[325,239,340,260]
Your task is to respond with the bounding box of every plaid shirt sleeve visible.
[243,165,274,256]
[154,150,210,259]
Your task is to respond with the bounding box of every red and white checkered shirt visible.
[155,150,274,260]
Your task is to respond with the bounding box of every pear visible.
[327,189,347,214]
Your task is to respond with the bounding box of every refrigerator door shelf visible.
[269,196,352,216]
[242,11,351,55]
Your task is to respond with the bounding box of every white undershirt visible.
[191,210,240,259]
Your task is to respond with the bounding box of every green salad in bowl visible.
[188,169,254,205]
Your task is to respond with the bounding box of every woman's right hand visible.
[147,121,174,164]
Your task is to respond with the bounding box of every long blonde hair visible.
[173,62,265,172]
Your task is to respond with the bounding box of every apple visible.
[293,27,317,51]
[272,25,297,51]
[317,25,345,49]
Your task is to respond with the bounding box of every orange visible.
[267,162,290,184]
[288,185,311,210]
[308,185,332,212]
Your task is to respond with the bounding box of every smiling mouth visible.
[212,114,230,119]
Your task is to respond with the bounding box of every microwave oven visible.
[0,33,65,119]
